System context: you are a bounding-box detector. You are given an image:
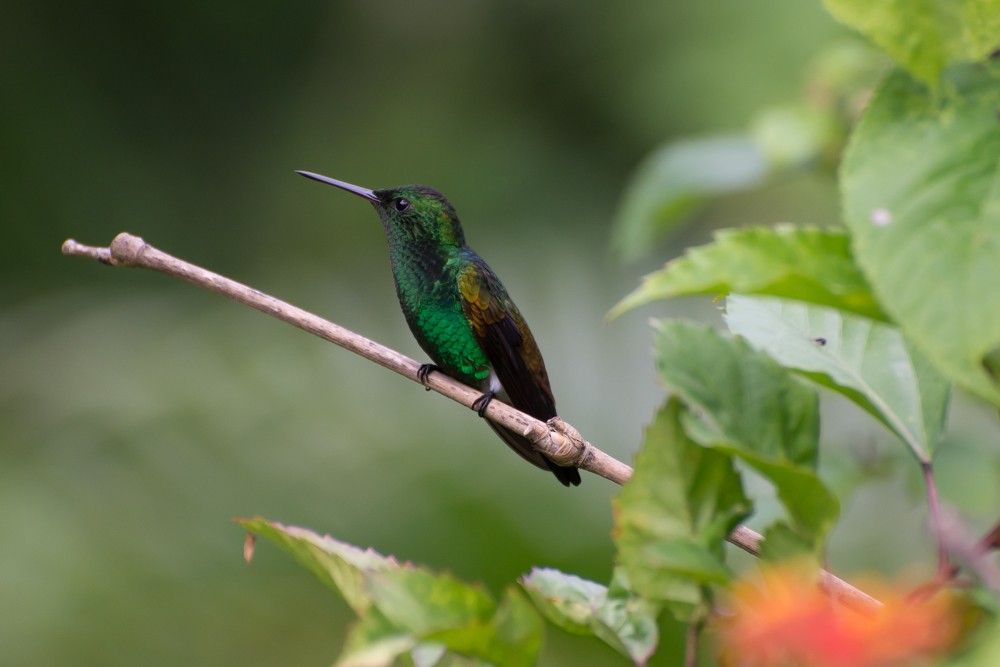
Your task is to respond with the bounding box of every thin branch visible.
[684,610,704,667]
[61,232,883,615]
[62,235,628,483]
[919,510,1000,599]
[922,461,952,577]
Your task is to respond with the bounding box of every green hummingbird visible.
[298,170,581,487]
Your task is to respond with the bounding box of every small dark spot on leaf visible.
[813,337,827,346]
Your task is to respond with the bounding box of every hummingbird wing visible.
[457,260,581,487]
[457,260,556,418]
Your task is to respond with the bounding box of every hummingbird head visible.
[297,171,465,248]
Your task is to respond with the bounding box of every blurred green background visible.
[4,1,999,664]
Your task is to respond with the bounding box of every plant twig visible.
[921,510,1000,598]
[922,461,952,577]
[684,610,704,667]
[61,235,629,481]
[61,232,883,615]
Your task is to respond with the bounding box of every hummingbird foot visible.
[416,363,440,390]
[545,417,586,466]
[471,391,496,417]
[547,417,583,442]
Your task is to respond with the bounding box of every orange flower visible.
[720,564,958,667]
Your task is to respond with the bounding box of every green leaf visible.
[337,608,417,667]
[612,136,768,261]
[655,321,819,467]
[654,321,838,549]
[824,0,1000,87]
[367,569,495,637]
[841,65,1000,405]
[424,588,542,667]
[239,518,542,667]
[520,568,607,636]
[613,399,751,620]
[488,588,544,667]
[757,522,817,563]
[238,517,399,615]
[724,294,950,462]
[609,225,886,321]
[520,567,659,665]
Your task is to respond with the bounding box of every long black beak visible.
[296,170,379,203]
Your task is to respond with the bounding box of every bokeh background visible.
[4,1,999,665]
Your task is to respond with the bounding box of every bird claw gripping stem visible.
[471,391,495,417]
[416,363,439,390]
[523,417,585,467]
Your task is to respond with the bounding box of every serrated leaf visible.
[520,567,659,665]
[239,518,542,667]
[724,294,950,462]
[612,136,768,261]
[238,517,400,615]
[841,65,1000,406]
[654,321,838,549]
[609,226,886,321]
[824,0,1000,87]
[613,399,751,620]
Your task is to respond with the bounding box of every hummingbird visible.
[297,170,581,487]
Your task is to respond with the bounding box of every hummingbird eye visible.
[394,198,410,212]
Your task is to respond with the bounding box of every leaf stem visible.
[922,460,951,577]
[684,611,704,667]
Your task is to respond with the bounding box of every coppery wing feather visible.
[458,260,581,487]
[457,261,556,420]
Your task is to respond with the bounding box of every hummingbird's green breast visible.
[389,242,491,387]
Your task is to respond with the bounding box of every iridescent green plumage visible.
[298,171,580,487]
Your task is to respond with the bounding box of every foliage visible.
[823,0,1000,88]
[612,397,750,618]
[520,568,658,665]
[724,295,949,463]
[240,518,542,667]
[609,226,887,321]
[841,65,1000,405]
[652,322,836,555]
[599,3,1000,662]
